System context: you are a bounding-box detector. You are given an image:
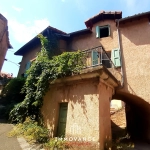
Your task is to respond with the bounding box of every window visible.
[91,50,112,68]
[96,25,110,38]
[102,51,112,68]
[92,50,99,66]
[24,61,31,77]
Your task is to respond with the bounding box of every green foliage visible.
[112,141,134,150]
[112,134,134,150]
[1,77,26,104]
[8,117,49,143]
[44,138,71,150]
[9,34,85,123]
[0,78,25,119]
[0,73,11,86]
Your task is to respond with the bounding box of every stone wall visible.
[111,107,126,139]
[0,14,8,71]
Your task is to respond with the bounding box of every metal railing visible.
[82,46,122,82]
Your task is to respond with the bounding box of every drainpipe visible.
[117,20,124,87]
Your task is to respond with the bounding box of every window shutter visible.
[96,26,100,38]
[111,49,121,67]
[92,51,99,66]
[24,61,31,77]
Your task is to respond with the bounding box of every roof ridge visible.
[118,11,150,23]
[48,26,66,34]
[84,10,122,28]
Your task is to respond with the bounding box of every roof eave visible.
[69,28,92,36]
[85,11,122,29]
[118,11,150,24]
[14,26,66,56]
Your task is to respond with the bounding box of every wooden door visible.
[57,103,68,137]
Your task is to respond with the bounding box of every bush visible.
[1,77,25,104]
[112,134,134,150]
[8,117,49,143]
[0,77,25,119]
[44,138,71,150]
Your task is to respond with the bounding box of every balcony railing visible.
[82,46,122,82]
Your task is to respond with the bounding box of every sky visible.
[0,0,150,77]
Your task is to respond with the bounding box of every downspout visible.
[117,19,124,87]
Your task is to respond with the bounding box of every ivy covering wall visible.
[9,34,85,123]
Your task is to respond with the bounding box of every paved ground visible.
[0,120,150,150]
[0,119,22,150]
[132,140,150,150]
[0,119,44,150]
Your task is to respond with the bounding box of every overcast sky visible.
[1,0,150,77]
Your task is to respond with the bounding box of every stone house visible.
[0,72,13,94]
[0,13,12,72]
[15,10,150,149]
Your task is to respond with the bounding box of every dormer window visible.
[96,25,110,38]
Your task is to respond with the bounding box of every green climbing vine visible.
[9,34,85,123]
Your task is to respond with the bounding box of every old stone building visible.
[0,13,12,72]
[15,10,150,149]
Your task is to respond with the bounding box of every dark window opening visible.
[102,51,111,68]
[21,73,24,77]
[96,25,110,38]
[100,26,109,38]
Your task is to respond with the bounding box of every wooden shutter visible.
[111,49,121,67]
[96,26,100,38]
[92,51,99,66]
[24,61,31,77]
[26,61,31,70]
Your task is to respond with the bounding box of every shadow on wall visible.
[120,19,150,46]
[113,90,150,142]
[41,78,99,137]
[111,120,127,140]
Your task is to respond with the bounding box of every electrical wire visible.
[8,49,15,52]
[4,59,20,67]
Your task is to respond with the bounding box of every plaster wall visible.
[69,20,119,52]
[120,18,150,103]
[99,80,112,150]
[42,77,113,150]
[18,39,67,77]
[18,45,41,76]
[59,39,67,52]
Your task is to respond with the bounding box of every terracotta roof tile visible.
[48,26,67,34]
[118,11,150,24]
[14,26,66,55]
[85,10,122,28]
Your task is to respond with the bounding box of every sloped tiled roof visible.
[48,26,66,34]
[85,10,122,29]
[69,28,92,36]
[117,11,150,24]
[14,26,66,55]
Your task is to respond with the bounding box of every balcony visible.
[82,46,122,82]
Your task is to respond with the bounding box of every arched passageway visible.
[112,90,150,142]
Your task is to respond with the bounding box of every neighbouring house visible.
[14,10,150,149]
[0,14,12,72]
[0,72,13,94]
